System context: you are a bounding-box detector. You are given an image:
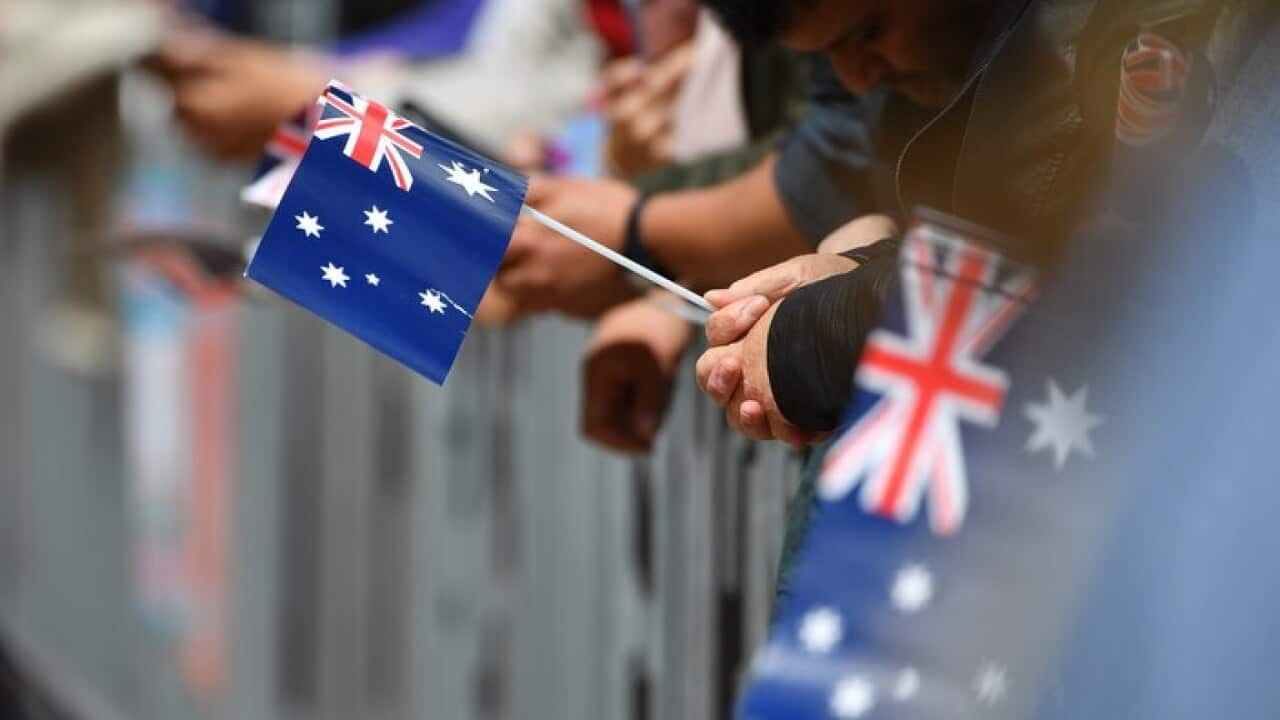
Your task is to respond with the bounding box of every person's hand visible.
[696,300,821,445]
[473,285,527,328]
[695,251,863,444]
[146,29,326,160]
[600,42,694,179]
[582,295,694,453]
[504,128,551,173]
[696,256,856,444]
[496,175,640,318]
[704,253,859,325]
[693,214,898,442]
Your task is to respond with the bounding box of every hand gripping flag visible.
[246,82,528,384]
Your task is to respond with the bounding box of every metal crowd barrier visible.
[1,156,803,720]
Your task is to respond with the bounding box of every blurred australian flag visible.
[241,105,317,210]
[247,81,528,384]
[741,187,1280,717]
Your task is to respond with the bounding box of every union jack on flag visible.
[242,105,320,210]
[820,220,1036,535]
[314,84,425,192]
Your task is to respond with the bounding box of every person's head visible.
[701,0,997,108]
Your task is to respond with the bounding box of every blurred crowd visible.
[4,0,1280,714]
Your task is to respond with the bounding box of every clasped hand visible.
[694,215,897,444]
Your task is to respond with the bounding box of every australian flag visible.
[739,179,1280,717]
[246,81,528,384]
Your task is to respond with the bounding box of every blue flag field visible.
[246,81,528,384]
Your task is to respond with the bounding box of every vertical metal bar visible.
[314,330,375,720]
[227,304,287,720]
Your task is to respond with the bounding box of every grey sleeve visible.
[773,59,889,244]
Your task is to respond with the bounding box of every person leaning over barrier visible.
[577,51,912,452]
[495,36,934,319]
[692,0,1176,444]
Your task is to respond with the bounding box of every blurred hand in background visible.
[496,174,639,318]
[600,41,694,179]
[582,294,693,454]
[146,27,326,160]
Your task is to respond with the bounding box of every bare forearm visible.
[642,154,812,290]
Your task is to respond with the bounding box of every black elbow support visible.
[766,253,898,432]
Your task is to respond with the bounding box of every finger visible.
[583,357,624,434]
[498,220,539,272]
[705,260,808,309]
[582,361,646,453]
[705,295,769,346]
[523,174,554,207]
[695,345,730,394]
[737,400,776,442]
[629,364,669,442]
[145,32,218,79]
[723,391,747,436]
[727,265,802,303]
[645,42,695,100]
[650,133,675,165]
[705,354,743,408]
[607,85,650,125]
[601,57,644,100]
[494,264,554,307]
[629,105,674,146]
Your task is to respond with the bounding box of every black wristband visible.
[623,194,675,280]
[766,254,899,432]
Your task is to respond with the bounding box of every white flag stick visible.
[522,205,714,313]
[651,292,709,326]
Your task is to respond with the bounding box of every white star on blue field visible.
[296,211,324,238]
[438,161,498,202]
[363,205,393,234]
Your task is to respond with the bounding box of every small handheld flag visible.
[246,82,711,383]
[246,82,528,384]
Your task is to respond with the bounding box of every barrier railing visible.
[1,177,802,720]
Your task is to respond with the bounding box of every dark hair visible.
[698,0,814,48]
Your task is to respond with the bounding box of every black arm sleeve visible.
[766,252,899,432]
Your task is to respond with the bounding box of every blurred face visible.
[780,0,996,108]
